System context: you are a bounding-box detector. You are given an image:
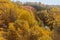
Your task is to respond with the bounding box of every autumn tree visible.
[0,0,53,40]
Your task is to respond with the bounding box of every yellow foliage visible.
[0,0,53,40]
[8,22,15,30]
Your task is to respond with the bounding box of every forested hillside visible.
[0,0,60,40]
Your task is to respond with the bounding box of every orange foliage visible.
[0,0,53,40]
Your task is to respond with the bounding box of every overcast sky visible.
[13,0,60,5]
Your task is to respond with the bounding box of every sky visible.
[13,0,60,5]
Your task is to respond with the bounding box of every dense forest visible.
[0,0,60,40]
